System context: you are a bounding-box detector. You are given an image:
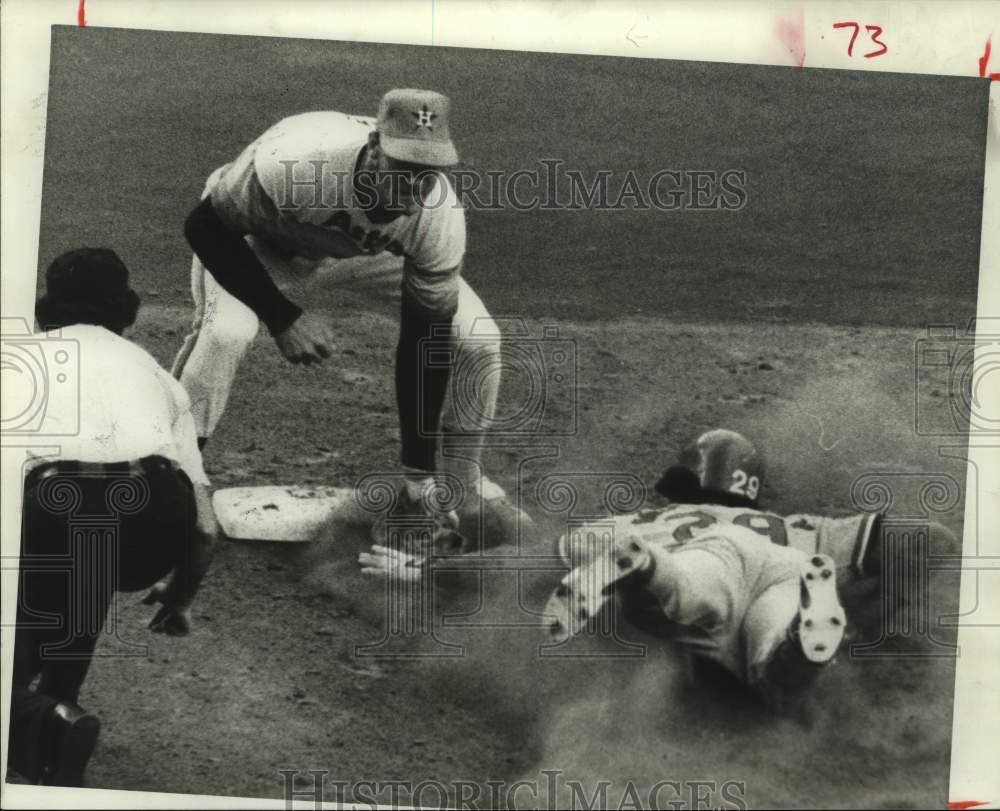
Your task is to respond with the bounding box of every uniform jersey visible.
[24,325,209,486]
[558,502,881,586]
[548,513,807,679]
[208,111,466,317]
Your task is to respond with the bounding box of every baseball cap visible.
[655,429,765,506]
[376,88,458,167]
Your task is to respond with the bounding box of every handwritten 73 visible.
[833,22,888,58]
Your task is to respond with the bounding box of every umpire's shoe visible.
[41,702,101,788]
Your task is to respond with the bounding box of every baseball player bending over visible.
[172,89,515,532]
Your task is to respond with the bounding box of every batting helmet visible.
[654,429,764,508]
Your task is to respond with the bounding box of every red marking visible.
[833,21,861,56]
[864,24,888,58]
[979,37,1000,80]
[834,21,888,58]
[776,12,806,69]
[77,0,86,27]
[947,802,989,810]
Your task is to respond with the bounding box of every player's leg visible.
[8,485,54,782]
[172,167,278,444]
[110,461,200,593]
[6,686,99,787]
[745,554,846,706]
[32,470,125,706]
[171,250,261,441]
[441,280,536,545]
[440,278,501,493]
[852,517,960,578]
[373,282,460,549]
[311,252,454,545]
[546,531,658,641]
[8,480,102,786]
[396,292,454,474]
[801,514,959,639]
[849,519,960,647]
[10,469,105,786]
[813,512,882,584]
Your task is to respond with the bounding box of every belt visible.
[25,455,176,488]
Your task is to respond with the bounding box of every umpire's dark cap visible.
[36,247,140,333]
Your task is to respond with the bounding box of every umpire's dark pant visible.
[7,455,196,782]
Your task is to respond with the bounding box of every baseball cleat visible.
[797,554,846,664]
[544,532,654,643]
[455,477,536,549]
[370,487,462,556]
[477,494,536,545]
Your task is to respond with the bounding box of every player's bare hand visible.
[274,312,335,365]
[359,544,425,582]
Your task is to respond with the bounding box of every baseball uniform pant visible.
[638,546,825,701]
[7,457,196,782]
[742,577,827,700]
[171,233,502,494]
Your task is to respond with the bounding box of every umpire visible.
[6,248,217,787]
